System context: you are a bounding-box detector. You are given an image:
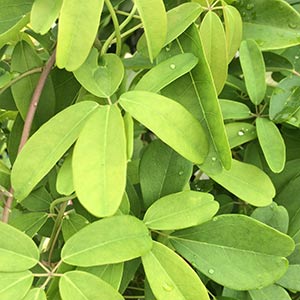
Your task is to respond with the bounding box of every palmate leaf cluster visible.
[1,0,300,299]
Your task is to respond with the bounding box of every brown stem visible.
[1,50,56,223]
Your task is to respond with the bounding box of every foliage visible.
[1,0,300,299]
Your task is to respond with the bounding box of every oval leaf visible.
[56,0,104,71]
[0,222,39,272]
[170,214,295,290]
[59,271,123,300]
[135,0,167,61]
[200,11,228,94]
[135,53,198,92]
[204,159,275,207]
[74,50,124,97]
[22,288,46,300]
[56,153,74,196]
[219,99,252,120]
[61,215,153,266]
[239,39,266,105]
[119,91,208,164]
[249,284,292,300]
[142,241,209,300]
[139,140,193,208]
[0,271,33,300]
[73,105,127,217]
[11,101,99,201]
[143,191,219,230]
[256,117,286,173]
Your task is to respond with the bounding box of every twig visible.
[1,50,56,223]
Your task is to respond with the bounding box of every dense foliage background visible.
[1,0,300,299]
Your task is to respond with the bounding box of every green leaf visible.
[200,11,228,94]
[204,159,275,207]
[9,212,48,238]
[263,52,294,73]
[11,101,99,201]
[59,271,124,300]
[61,215,153,266]
[119,91,208,164]
[269,75,300,122]
[251,202,289,234]
[165,2,203,45]
[143,191,219,230]
[74,50,124,97]
[135,0,167,61]
[139,140,193,208]
[239,39,266,105]
[73,104,127,217]
[56,0,104,71]
[0,222,39,272]
[225,122,257,148]
[249,285,292,300]
[235,0,300,50]
[21,187,52,211]
[135,53,198,92]
[62,213,89,241]
[22,288,47,300]
[223,4,243,62]
[56,153,74,196]
[161,24,231,173]
[123,112,134,161]
[142,241,209,300]
[78,263,123,290]
[0,271,33,300]
[277,265,300,291]
[11,41,56,126]
[170,214,295,290]
[256,117,286,173]
[30,0,63,34]
[219,99,252,120]
[0,0,33,35]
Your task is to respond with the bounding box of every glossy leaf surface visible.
[219,100,252,120]
[61,215,153,266]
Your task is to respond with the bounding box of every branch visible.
[1,49,56,223]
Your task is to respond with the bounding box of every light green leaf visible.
[74,49,124,97]
[11,101,99,201]
[73,105,127,217]
[22,288,46,300]
[0,271,33,300]
[235,0,300,50]
[61,215,153,266]
[170,214,295,290]
[135,53,198,92]
[119,91,208,164]
[0,222,39,272]
[62,213,89,241]
[277,265,300,291]
[30,0,63,34]
[200,11,228,94]
[142,241,209,300]
[256,117,286,173]
[56,153,74,196]
[143,191,219,230]
[135,0,167,61]
[223,4,243,62]
[219,99,252,120]
[239,39,266,105]
[251,202,289,234]
[225,122,257,148]
[204,159,275,207]
[249,285,292,300]
[56,0,104,71]
[59,271,124,300]
[9,212,48,238]
[78,263,123,290]
[123,112,134,161]
[161,24,231,173]
[0,0,33,35]
[139,140,193,208]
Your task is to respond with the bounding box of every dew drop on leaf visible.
[163,282,174,292]
[290,116,298,123]
[178,171,184,175]
[169,64,176,70]
[211,157,217,161]
[237,130,245,136]
[208,268,215,275]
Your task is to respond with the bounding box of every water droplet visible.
[237,130,245,136]
[33,102,38,107]
[211,157,217,161]
[289,23,297,29]
[165,46,170,52]
[246,3,254,10]
[212,217,218,222]
[208,268,215,275]
[163,283,174,292]
[178,171,184,175]
[295,55,299,60]
[290,116,298,123]
[170,64,176,70]
[65,215,70,220]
